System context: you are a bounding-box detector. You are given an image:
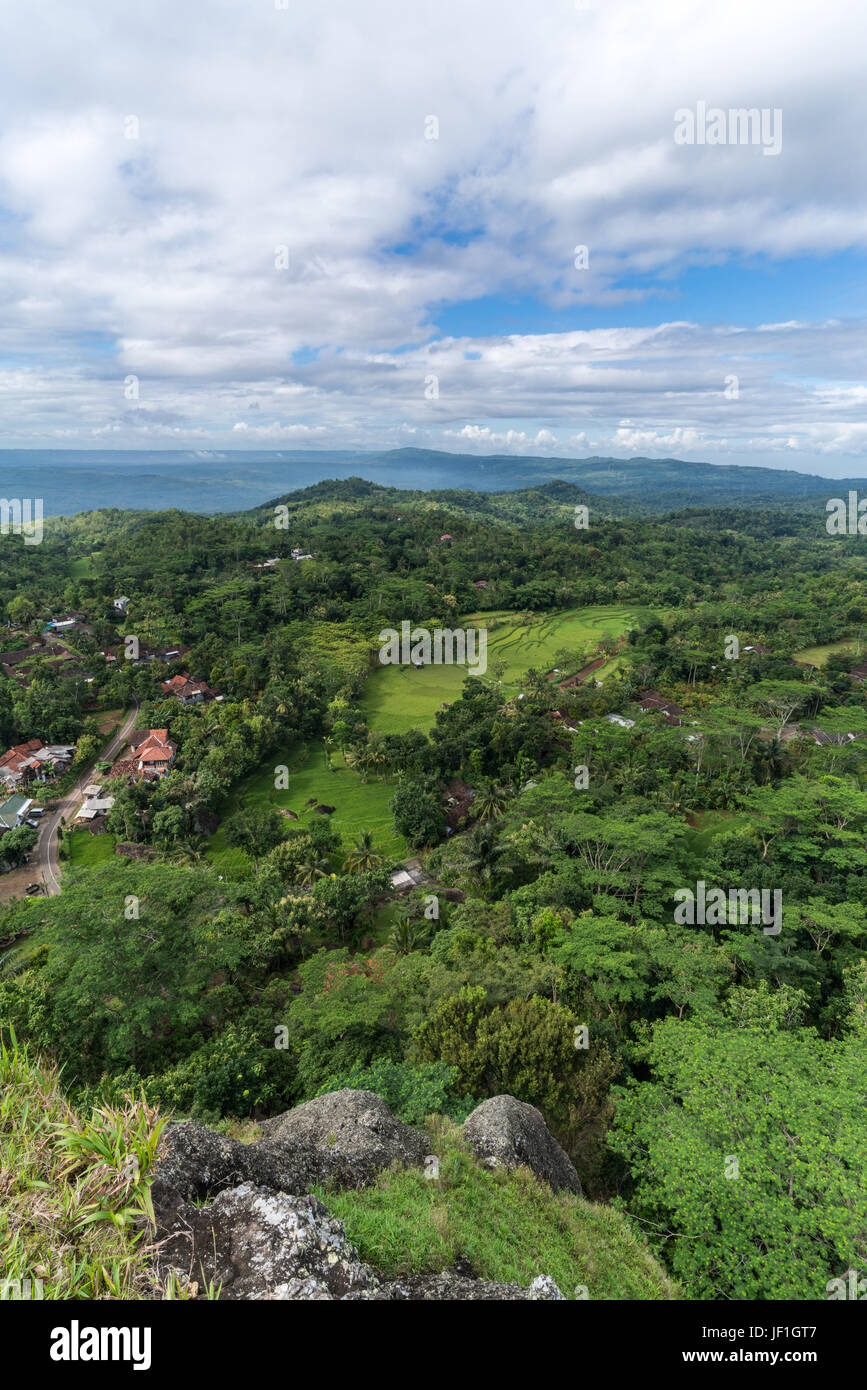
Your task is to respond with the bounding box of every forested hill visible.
[344,448,867,514]
[255,476,623,526]
[256,468,849,532]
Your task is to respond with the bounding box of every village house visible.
[113,596,130,613]
[160,673,220,704]
[1,644,68,685]
[76,783,115,821]
[0,739,76,789]
[810,726,862,746]
[0,792,34,830]
[637,689,690,726]
[130,729,177,779]
[290,547,315,562]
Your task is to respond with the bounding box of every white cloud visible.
[0,0,865,466]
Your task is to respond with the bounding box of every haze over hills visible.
[360,450,867,514]
[2,446,865,519]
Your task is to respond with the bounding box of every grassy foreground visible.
[320,1117,678,1300]
[1,1038,675,1301]
[0,1035,180,1300]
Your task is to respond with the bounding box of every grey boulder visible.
[462,1095,583,1195]
[260,1088,428,1181]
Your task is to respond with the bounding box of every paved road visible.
[38,703,138,896]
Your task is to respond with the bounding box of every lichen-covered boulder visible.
[462,1095,583,1195]
[152,1118,363,1204]
[260,1089,428,1181]
[153,1183,380,1300]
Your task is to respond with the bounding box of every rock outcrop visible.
[149,1089,569,1300]
[260,1088,428,1182]
[153,1183,380,1300]
[155,1089,428,1208]
[152,1181,564,1301]
[462,1095,583,1195]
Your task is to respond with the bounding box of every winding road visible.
[38,702,138,896]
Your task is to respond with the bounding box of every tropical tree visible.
[343,831,383,875]
[471,779,510,822]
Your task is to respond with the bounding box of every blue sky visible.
[1,0,866,475]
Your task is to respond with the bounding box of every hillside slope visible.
[0,1040,675,1301]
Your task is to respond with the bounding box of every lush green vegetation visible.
[0,1034,177,1300]
[2,475,867,1301]
[361,603,648,735]
[204,740,405,874]
[320,1117,677,1300]
[66,828,118,867]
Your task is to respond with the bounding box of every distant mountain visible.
[1,446,863,518]
[356,448,864,513]
[259,449,864,522]
[256,474,619,527]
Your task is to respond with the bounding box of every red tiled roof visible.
[0,739,43,771]
[135,729,176,766]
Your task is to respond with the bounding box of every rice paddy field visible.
[204,740,406,876]
[204,605,649,876]
[794,636,862,667]
[361,604,651,736]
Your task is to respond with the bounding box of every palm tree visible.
[456,822,513,893]
[386,906,430,956]
[343,831,383,874]
[295,853,330,889]
[343,745,362,773]
[471,780,510,822]
[366,735,389,779]
[171,834,206,865]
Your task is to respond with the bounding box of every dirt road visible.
[37,703,138,897]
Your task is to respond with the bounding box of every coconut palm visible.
[386,903,431,955]
[171,834,206,865]
[295,852,330,888]
[471,780,510,822]
[456,822,513,893]
[342,831,383,874]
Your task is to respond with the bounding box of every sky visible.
[1,0,866,475]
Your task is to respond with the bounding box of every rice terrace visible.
[362,604,652,735]
[199,604,651,876]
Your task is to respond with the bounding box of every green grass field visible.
[320,1118,677,1300]
[361,604,650,735]
[794,637,862,667]
[66,829,117,867]
[204,740,406,877]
